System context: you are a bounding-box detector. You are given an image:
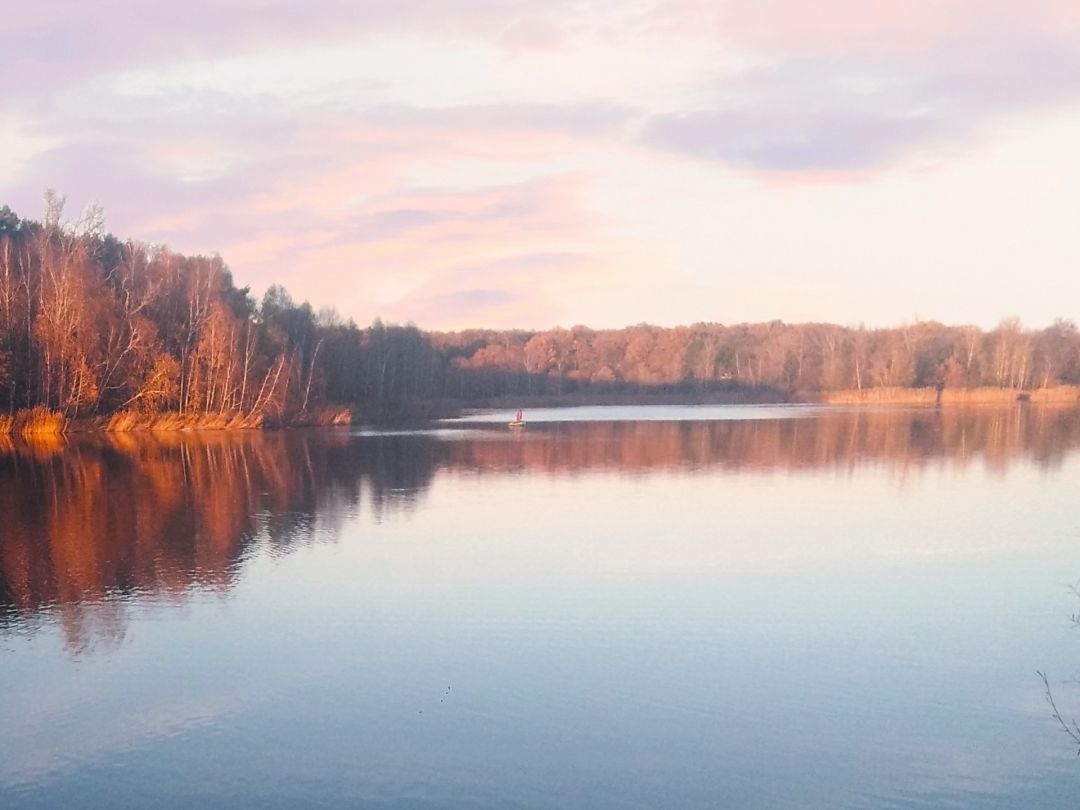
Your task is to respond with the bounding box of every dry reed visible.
[103,410,266,432]
[823,386,1080,406]
[0,407,69,435]
[1,406,354,434]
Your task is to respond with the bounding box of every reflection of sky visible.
[4,432,1080,806]
[445,403,834,423]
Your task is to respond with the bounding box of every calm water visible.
[3,405,1080,808]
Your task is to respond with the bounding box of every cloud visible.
[2,89,627,254]
[642,105,953,174]
[0,1,587,97]
[380,251,594,328]
[657,0,1080,56]
[404,288,521,324]
[112,170,621,329]
[5,0,1080,328]
[638,1,1080,173]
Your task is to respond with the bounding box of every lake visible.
[3,405,1080,808]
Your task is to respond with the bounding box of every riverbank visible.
[0,406,353,436]
[820,386,1080,406]
[3,387,1077,435]
[434,386,1080,414]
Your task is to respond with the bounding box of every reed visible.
[823,386,1080,406]
[823,387,938,405]
[0,406,354,434]
[100,407,353,431]
[1026,386,1080,404]
[102,410,266,432]
[0,407,69,435]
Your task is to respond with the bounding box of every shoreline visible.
[818,385,1080,407]
[0,406,354,437]
[2,386,1078,436]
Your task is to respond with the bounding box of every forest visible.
[1,198,1079,429]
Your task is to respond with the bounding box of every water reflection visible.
[449,406,1080,474]
[0,430,436,651]
[2,405,1079,652]
[4,405,1080,809]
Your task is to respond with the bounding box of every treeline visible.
[434,318,1080,401]
[0,198,446,425]
[2,198,1079,427]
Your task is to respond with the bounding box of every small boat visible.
[509,409,526,428]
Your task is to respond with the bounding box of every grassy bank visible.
[822,386,1080,406]
[98,411,266,431]
[0,406,354,434]
[0,406,68,436]
[2,388,1077,436]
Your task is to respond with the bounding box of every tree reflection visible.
[1039,580,1080,756]
[3,405,1080,651]
[446,406,1080,476]
[1038,670,1080,755]
[0,429,433,651]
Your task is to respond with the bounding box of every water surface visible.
[3,405,1080,808]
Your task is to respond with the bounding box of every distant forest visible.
[1,198,1078,426]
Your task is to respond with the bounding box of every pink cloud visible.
[101,153,621,329]
[9,0,1080,186]
[0,1,585,97]
[5,0,1080,329]
[655,0,1080,53]
[637,0,1080,174]
[495,17,566,52]
[259,173,612,325]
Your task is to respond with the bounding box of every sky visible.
[2,1,1080,331]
